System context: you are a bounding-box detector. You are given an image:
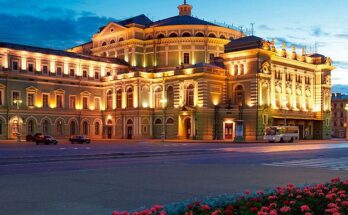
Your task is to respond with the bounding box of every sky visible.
[0,0,347,90]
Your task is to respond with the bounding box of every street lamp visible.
[13,99,23,143]
[160,98,167,142]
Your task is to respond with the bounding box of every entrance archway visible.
[126,119,133,139]
[184,118,191,139]
[9,116,23,139]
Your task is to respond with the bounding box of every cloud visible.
[335,33,348,39]
[311,26,329,37]
[333,61,348,69]
[0,12,116,50]
[269,37,306,49]
[258,24,274,31]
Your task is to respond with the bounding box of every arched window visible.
[70,121,76,135]
[42,120,49,135]
[169,33,178,37]
[102,42,107,46]
[102,52,107,57]
[95,122,100,135]
[166,86,174,108]
[235,85,245,106]
[110,40,115,44]
[56,120,63,135]
[157,34,165,39]
[208,33,217,38]
[127,119,133,125]
[155,87,162,109]
[220,35,226,39]
[119,38,124,42]
[182,32,191,37]
[27,120,34,135]
[155,118,162,124]
[116,89,122,108]
[127,88,133,108]
[107,119,113,125]
[185,84,195,106]
[166,118,174,124]
[195,32,204,37]
[106,90,113,110]
[83,121,89,135]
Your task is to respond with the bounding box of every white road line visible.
[263,158,348,171]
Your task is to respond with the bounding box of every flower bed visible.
[112,178,348,215]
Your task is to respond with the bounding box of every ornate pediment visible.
[96,22,127,38]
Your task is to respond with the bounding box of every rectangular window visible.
[27,63,34,72]
[209,53,215,61]
[56,95,63,108]
[56,67,62,76]
[83,70,88,78]
[94,71,100,80]
[12,91,20,105]
[69,96,76,109]
[42,65,49,74]
[27,93,34,107]
[12,61,19,71]
[94,98,100,110]
[183,53,190,64]
[69,68,75,77]
[42,94,49,108]
[82,97,88,110]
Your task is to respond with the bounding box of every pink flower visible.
[280,206,291,213]
[201,205,210,211]
[342,201,348,206]
[269,209,277,215]
[211,209,221,215]
[301,205,310,212]
[112,211,121,215]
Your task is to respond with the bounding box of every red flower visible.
[301,205,310,212]
[250,207,258,213]
[201,204,210,211]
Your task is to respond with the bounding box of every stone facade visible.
[0,1,335,141]
[331,93,348,138]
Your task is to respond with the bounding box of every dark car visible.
[26,133,43,142]
[35,135,58,145]
[69,135,91,144]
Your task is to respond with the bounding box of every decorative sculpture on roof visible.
[326,57,332,66]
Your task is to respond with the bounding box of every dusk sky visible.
[0,0,347,89]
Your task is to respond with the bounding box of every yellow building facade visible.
[0,1,334,140]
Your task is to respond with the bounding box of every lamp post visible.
[160,98,167,143]
[13,99,23,143]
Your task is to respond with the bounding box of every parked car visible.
[26,133,43,142]
[35,135,58,145]
[69,135,91,144]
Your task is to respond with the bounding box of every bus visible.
[264,126,299,143]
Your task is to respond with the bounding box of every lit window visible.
[127,88,133,108]
[94,98,100,110]
[155,88,162,109]
[106,91,113,110]
[183,53,190,64]
[116,89,122,108]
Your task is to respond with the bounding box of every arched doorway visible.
[126,119,133,139]
[106,119,112,139]
[70,121,77,136]
[184,118,191,139]
[9,116,23,139]
[82,121,89,136]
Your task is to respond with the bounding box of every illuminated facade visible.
[0,1,334,140]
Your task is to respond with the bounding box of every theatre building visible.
[0,1,334,141]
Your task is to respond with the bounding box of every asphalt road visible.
[1,140,348,215]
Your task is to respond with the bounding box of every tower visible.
[178,0,193,16]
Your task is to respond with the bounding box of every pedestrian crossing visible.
[263,157,348,171]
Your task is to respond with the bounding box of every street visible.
[1,140,348,215]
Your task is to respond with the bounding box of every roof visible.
[225,36,264,53]
[117,14,153,27]
[150,15,218,27]
[0,41,129,66]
